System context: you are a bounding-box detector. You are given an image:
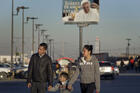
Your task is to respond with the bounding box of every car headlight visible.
[7,69,11,73]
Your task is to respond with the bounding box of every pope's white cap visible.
[81,0,90,6]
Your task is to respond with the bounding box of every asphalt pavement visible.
[0,74,140,93]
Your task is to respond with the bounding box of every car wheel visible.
[111,74,115,80]
[104,76,108,80]
[23,71,28,79]
[20,71,26,79]
[0,72,8,80]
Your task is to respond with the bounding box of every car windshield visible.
[0,64,4,67]
[99,63,111,67]
[5,65,10,67]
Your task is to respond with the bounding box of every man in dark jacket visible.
[27,43,53,93]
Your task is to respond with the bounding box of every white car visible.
[99,61,115,79]
[0,64,11,73]
[0,64,11,80]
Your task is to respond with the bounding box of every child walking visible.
[48,72,72,93]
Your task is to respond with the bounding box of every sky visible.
[0,0,140,58]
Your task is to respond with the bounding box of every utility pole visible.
[26,17,38,54]
[17,6,29,65]
[126,38,131,58]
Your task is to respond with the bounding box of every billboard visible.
[62,0,100,24]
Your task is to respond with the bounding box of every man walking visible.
[27,43,53,93]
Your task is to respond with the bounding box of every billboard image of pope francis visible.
[62,0,100,24]
[74,0,99,22]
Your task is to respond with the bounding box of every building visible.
[0,55,30,64]
[93,53,109,61]
[94,37,100,53]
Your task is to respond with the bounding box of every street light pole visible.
[11,0,20,78]
[26,17,38,54]
[11,0,14,70]
[52,39,55,61]
[32,19,35,53]
[45,35,50,44]
[41,29,47,43]
[17,6,29,65]
[35,24,43,46]
[22,9,24,65]
[38,29,40,45]
[49,39,53,59]
[45,34,50,55]
[126,38,131,58]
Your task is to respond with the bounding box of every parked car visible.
[17,71,28,79]
[13,65,28,79]
[99,61,115,79]
[14,65,28,74]
[19,63,60,79]
[0,64,11,80]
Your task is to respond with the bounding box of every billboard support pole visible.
[79,26,83,57]
[78,23,89,57]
